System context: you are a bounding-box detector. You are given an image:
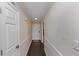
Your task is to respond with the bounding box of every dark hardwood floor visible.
[27,40,46,56]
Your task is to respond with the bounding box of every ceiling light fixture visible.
[35,17,38,20]
[25,17,28,22]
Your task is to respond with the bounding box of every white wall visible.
[44,2,79,56]
[17,4,32,55]
[19,12,32,56]
[32,23,40,40]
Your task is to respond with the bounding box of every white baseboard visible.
[44,39,63,56]
[25,39,32,56]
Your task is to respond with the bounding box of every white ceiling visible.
[18,2,53,21]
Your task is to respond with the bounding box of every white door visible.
[4,3,19,56]
[32,23,40,40]
[5,24,18,56]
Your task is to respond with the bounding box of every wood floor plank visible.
[27,40,46,56]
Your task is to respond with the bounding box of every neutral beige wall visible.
[16,3,32,55]
[19,12,32,55]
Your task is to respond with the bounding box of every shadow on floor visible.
[27,40,46,56]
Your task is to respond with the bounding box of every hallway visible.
[1,2,79,56]
[27,40,46,56]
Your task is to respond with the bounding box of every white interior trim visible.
[44,39,63,56]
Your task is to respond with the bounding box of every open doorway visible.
[32,22,40,42]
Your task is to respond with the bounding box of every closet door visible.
[5,24,18,56]
[4,3,19,56]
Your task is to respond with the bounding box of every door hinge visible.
[1,50,3,56]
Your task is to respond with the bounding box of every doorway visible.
[32,22,40,41]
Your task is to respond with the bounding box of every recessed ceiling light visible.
[35,17,38,20]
